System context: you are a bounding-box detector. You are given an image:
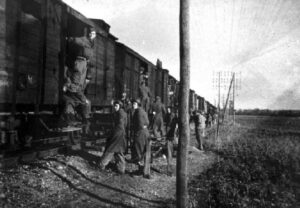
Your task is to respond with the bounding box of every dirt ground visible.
[0,131,217,208]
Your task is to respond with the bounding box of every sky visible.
[63,0,300,110]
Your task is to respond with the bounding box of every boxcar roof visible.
[116,42,155,67]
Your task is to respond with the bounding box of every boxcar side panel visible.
[114,44,124,99]
[105,39,115,103]
[43,0,61,105]
[0,0,10,104]
[16,0,42,104]
[89,35,105,104]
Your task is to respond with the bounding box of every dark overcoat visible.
[105,109,128,153]
[165,112,178,140]
[132,108,150,161]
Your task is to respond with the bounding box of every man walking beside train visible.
[191,110,206,150]
[60,27,96,128]
[130,99,151,179]
[98,101,127,174]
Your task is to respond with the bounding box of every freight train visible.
[0,0,216,151]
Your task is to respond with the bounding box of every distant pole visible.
[221,73,234,123]
[176,0,190,207]
[233,73,235,125]
[215,72,221,141]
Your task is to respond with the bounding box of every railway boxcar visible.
[0,0,118,146]
[115,42,154,101]
[115,44,169,109]
[0,0,116,112]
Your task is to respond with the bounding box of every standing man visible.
[60,27,96,127]
[151,96,166,139]
[99,101,127,174]
[192,110,206,150]
[131,99,151,179]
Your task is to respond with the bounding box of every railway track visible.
[0,134,108,169]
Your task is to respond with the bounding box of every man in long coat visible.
[131,99,151,179]
[99,101,127,174]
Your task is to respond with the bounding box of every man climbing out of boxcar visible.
[139,80,151,113]
[130,99,151,179]
[150,96,166,139]
[60,27,96,128]
[98,101,127,174]
[191,110,206,150]
[165,106,179,175]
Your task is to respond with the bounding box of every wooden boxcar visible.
[115,44,169,107]
[0,0,119,144]
[115,42,154,101]
[0,0,117,114]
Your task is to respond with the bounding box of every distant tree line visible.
[235,109,300,117]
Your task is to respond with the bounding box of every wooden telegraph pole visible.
[177,0,190,207]
[233,73,235,125]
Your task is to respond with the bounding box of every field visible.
[189,115,300,208]
[235,115,300,132]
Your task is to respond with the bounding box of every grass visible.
[188,116,300,208]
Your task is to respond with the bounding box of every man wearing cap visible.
[60,27,96,127]
[131,99,151,178]
[99,101,127,173]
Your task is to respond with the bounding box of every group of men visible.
[58,26,177,178]
[97,94,179,178]
[98,99,152,178]
[59,26,208,178]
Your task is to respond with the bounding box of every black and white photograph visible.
[0,0,299,207]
